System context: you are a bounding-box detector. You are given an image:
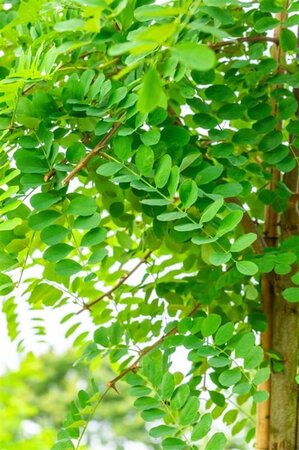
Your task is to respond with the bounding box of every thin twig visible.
[76,250,152,314]
[76,303,201,449]
[209,36,279,50]
[61,114,126,186]
[107,303,201,388]
[16,232,35,288]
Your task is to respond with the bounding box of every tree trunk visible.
[256,12,299,450]
[269,89,299,447]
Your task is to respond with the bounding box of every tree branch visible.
[61,114,126,186]
[76,250,152,314]
[76,302,201,446]
[106,303,201,389]
[209,36,278,50]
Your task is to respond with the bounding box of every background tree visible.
[0,351,160,450]
[0,0,298,449]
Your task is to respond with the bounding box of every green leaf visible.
[180,153,200,172]
[55,259,82,277]
[236,260,259,276]
[134,397,160,410]
[67,196,97,216]
[231,233,257,252]
[209,252,232,266]
[113,135,132,160]
[179,179,198,208]
[80,228,107,247]
[201,314,222,337]
[200,198,224,224]
[171,43,216,71]
[209,356,231,368]
[179,396,199,426]
[206,432,227,450]
[94,327,109,347]
[140,130,161,146]
[282,287,299,303]
[73,213,101,230]
[43,244,73,262]
[40,225,69,245]
[291,272,299,285]
[216,210,243,237]
[162,437,186,450]
[161,372,175,400]
[29,283,62,306]
[191,413,212,440]
[191,236,218,245]
[140,408,166,421]
[234,332,255,358]
[174,223,202,232]
[0,273,14,295]
[0,218,22,231]
[253,368,270,386]
[149,425,176,438]
[244,346,264,369]
[213,182,243,198]
[138,68,167,113]
[52,439,75,450]
[0,169,21,186]
[135,145,154,176]
[197,165,223,185]
[162,126,190,146]
[96,162,122,177]
[129,386,152,397]
[154,154,172,188]
[167,166,180,197]
[254,17,279,32]
[157,211,187,222]
[28,211,61,231]
[171,384,190,409]
[253,390,269,403]
[66,143,86,163]
[134,5,185,21]
[259,130,282,152]
[30,192,61,209]
[141,199,171,206]
[214,322,234,345]
[54,19,85,32]
[219,368,242,387]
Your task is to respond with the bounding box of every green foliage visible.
[1,0,299,449]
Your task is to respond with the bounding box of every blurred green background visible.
[0,350,159,450]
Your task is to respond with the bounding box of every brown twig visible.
[61,114,126,186]
[209,36,279,50]
[76,250,152,314]
[76,302,201,447]
[22,83,36,96]
[106,303,201,389]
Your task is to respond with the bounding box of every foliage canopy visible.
[0,0,299,449]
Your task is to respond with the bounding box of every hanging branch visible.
[107,303,201,389]
[75,303,201,449]
[76,250,152,314]
[61,114,126,186]
[209,36,279,50]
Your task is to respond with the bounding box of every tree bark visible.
[257,7,299,449]
[269,82,299,448]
